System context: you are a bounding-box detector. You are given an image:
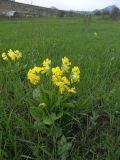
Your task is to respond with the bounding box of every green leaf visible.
[30,107,43,121]
[43,116,53,125]
[50,124,62,138]
[43,113,63,126]
[51,113,63,121]
[33,87,41,101]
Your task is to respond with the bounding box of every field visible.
[0,17,120,160]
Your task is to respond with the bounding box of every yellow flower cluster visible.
[27,59,51,85]
[71,66,80,83]
[51,57,80,94]
[1,49,22,61]
[61,56,71,73]
[27,57,80,94]
[52,66,76,94]
[41,59,51,75]
[27,67,43,85]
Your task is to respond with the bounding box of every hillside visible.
[94,5,120,14]
[0,1,69,18]
[102,5,119,13]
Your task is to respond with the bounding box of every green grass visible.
[0,17,120,160]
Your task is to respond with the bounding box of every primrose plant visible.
[27,56,80,130]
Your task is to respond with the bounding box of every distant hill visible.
[94,5,120,14]
[100,5,119,13]
[75,5,120,15]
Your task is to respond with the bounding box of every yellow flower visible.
[52,66,77,94]
[52,75,61,86]
[27,67,43,85]
[52,66,63,76]
[14,50,22,60]
[28,73,40,85]
[3,49,22,61]
[58,76,70,94]
[32,67,43,73]
[2,53,8,61]
[7,49,17,61]
[61,56,71,73]
[67,87,76,94]
[52,67,63,86]
[58,83,66,94]
[43,58,51,67]
[52,68,71,94]
[62,76,70,85]
[71,66,80,83]
[42,58,51,75]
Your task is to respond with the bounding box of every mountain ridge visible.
[96,5,119,13]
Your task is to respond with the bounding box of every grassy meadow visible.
[0,17,120,160]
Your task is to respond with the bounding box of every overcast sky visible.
[15,0,120,11]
